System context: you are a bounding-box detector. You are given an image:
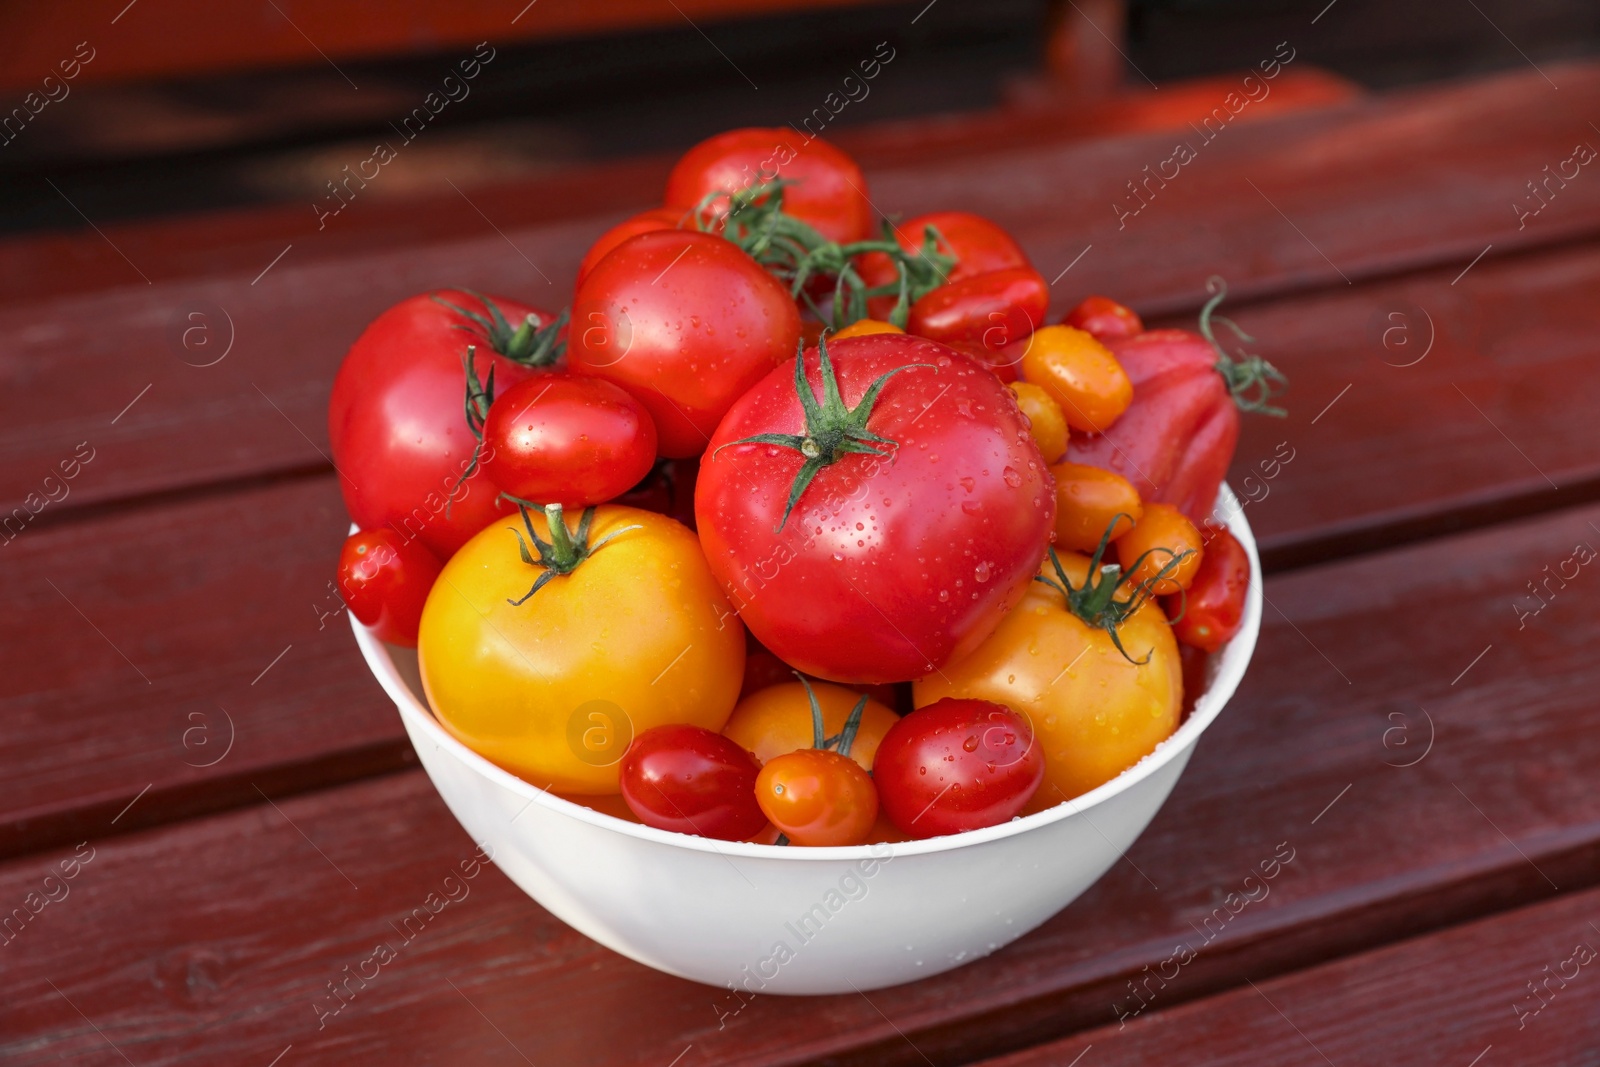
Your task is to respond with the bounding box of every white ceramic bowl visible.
[353,485,1261,994]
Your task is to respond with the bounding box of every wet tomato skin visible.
[1165,525,1250,652]
[755,748,878,846]
[481,374,657,508]
[618,725,768,841]
[873,698,1043,839]
[1063,295,1144,342]
[338,529,442,647]
[575,208,681,291]
[907,266,1049,350]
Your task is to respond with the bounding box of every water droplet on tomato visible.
[974,561,992,583]
[1002,467,1023,488]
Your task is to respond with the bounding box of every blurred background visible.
[2,0,1598,235]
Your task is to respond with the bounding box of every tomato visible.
[570,230,802,458]
[858,211,1030,311]
[417,501,744,793]
[1063,295,1144,342]
[618,724,768,840]
[575,208,681,291]
[946,339,1021,383]
[329,290,565,559]
[481,374,657,507]
[1164,525,1249,652]
[337,528,442,647]
[1018,325,1133,434]
[907,266,1049,350]
[757,750,878,846]
[1050,462,1143,553]
[832,318,903,340]
[723,680,898,770]
[1116,502,1203,595]
[1008,382,1068,463]
[873,697,1043,838]
[914,549,1183,806]
[696,333,1055,683]
[664,127,873,244]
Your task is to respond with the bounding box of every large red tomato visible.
[695,334,1055,684]
[663,127,873,244]
[569,230,801,458]
[328,289,563,559]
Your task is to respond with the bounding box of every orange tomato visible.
[1019,325,1133,433]
[833,318,904,340]
[1008,382,1069,463]
[722,681,898,771]
[1050,462,1143,553]
[1117,503,1203,595]
[755,749,878,846]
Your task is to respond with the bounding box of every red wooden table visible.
[4,61,1600,1066]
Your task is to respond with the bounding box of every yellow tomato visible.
[1050,461,1143,553]
[1008,381,1069,463]
[722,680,898,771]
[418,503,745,794]
[1117,502,1203,595]
[913,551,1181,808]
[1020,325,1133,433]
[833,318,904,340]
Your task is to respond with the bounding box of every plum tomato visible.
[914,547,1182,807]
[417,501,744,793]
[1019,325,1133,434]
[337,528,442,647]
[723,680,898,770]
[481,374,657,508]
[695,333,1056,684]
[619,724,768,840]
[1049,461,1143,553]
[1007,382,1068,464]
[570,230,801,458]
[1117,503,1203,595]
[575,208,681,291]
[907,266,1049,351]
[664,127,873,244]
[1164,524,1249,652]
[832,318,903,340]
[873,697,1043,838]
[1063,295,1144,342]
[756,749,878,846]
[328,290,565,559]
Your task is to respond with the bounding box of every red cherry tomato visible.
[873,698,1043,839]
[619,725,768,841]
[575,208,682,292]
[858,211,1031,316]
[481,374,657,507]
[328,290,564,558]
[907,266,1049,350]
[337,529,442,647]
[664,127,873,244]
[696,333,1055,684]
[1164,525,1250,652]
[755,749,878,846]
[1063,295,1144,342]
[571,230,802,458]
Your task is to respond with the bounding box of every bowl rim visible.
[353,482,1262,861]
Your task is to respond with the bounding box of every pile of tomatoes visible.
[330,127,1277,847]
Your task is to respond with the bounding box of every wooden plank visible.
[4,499,1599,1064]
[974,885,1600,1066]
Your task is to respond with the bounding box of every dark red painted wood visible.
[3,500,1599,1065]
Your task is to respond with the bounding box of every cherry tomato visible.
[481,374,657,507]
[618,724,768,840]
[873,698,1043,839]
[1008,382,1068,464]
[663,127,873,244]
[722,680,898,770]
[571,230,801,458]
[1019,325,1133,434]
[337,528,442,647]
[1117,503,1203,595]
[328,290,564,559]
[907,266,1049,350]
[575,208,681,291]
[1164,525,1249,652]
[756,749,878,846]
[857,211,1031,311]
[1050,461,1143,553]
[832,318,903,340]
[1063,295,1144,342]
[696,334,1055,684]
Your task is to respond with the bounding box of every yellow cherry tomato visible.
[1050,461,1144,552]
[722,680,898,771]
[418,502,745,794]
[1117,503,1203,595]
[833,318,904,340]
[1019,324,1133,434]
[914,551,1182,808]
[1008,381,1069,463]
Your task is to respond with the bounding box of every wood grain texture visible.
[4,500,1599,1065]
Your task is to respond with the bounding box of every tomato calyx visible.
[1034,520,1193,664]
[1197,276,1289,417]
[795,674,869,758]
[501,495,641,605]
[431,291,568,367]
[717,337,930,532]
